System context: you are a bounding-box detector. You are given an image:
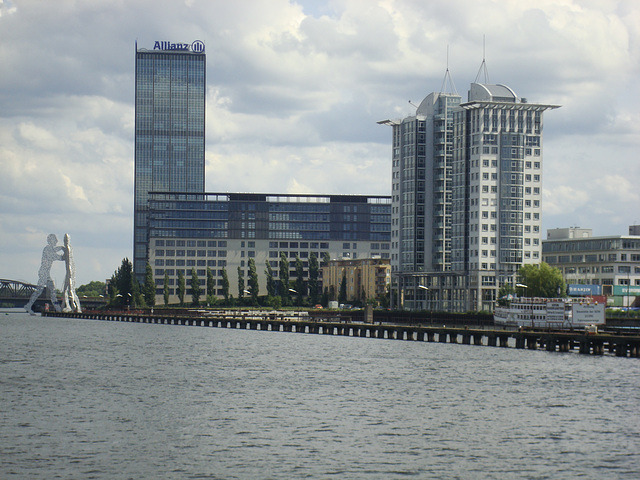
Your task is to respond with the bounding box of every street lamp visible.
[418,285,432,322]
[516,283,528,298]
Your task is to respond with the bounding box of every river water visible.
[1,310,639,479]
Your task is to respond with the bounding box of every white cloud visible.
[0,0,639,285]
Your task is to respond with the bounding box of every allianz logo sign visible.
[153,40,205,53]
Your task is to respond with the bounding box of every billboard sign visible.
[152,40,205,53]
[613,285,640,296]
[567,284,602,296]
[572,303,605,324]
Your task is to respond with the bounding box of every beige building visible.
[322,258,391,305]
[542,226,640,307]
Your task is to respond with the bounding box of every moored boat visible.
[494,297,605,329]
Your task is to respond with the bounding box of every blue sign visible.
[153,40,205,53]
[191,40,205,53]
[567,284,601,296]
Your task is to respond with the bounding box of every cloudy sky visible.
[1,0,638,287]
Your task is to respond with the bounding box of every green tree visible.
[339,272,347,304]
[221,267,230,304]
[206,267,214,297]
[76,280,106,297]
[143,262,156,307]
[279,252,290,303]
[112,258,133,305]
[108,280,118,305]
[269,295,282,310]
[321,286,329,306]
[322,252,330,266]
[191,268,201,306]
[295,255,304,305]
[308,253,319,306]
[132,277,143,307]
[177,270,186,306]
[377,285,390,309]
[237,266,245,301]
[163,271,170,306]
[206,267,216,306]
[265,260,276,297]
[518,262,566,298]
[247,258,259,304]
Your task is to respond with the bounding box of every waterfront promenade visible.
[43,310,640,358]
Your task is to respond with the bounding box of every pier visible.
[43,311,640,358]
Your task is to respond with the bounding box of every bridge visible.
[0,278,106,311]
[0,278,49,309]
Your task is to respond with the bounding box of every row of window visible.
[156,250,227,257]
[547,253,640,263]
[155,260,226,268]
[155,239,228,247]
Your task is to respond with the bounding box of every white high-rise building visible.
[381,73,559,312]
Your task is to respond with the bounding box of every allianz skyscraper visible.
[133,40,206,279]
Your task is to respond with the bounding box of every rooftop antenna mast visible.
[440,45,458,95]
[474,35,490,84]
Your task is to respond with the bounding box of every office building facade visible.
[379,91,461,311]
[451,83,559,311]
[382,78,558,312]
[147,192,391,304]
[133,41,206,279]
[543,226,640,307]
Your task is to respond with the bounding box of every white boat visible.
[494,297,605,329]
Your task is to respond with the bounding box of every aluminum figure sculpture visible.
[61,233,81,313]
[24,232,82,314]
[25,234,64,314]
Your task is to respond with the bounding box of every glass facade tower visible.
[380,91,461,311]
[133,43,206,279]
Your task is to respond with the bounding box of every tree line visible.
[106,252,348,309]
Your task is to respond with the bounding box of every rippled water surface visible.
[1,310,639,479]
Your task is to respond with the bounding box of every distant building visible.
[546,227,593,240]
[133,41,206,280]
[147,192,391,304]
[542,227,640,307]
[380,71,559,312]
[321,257,391,305]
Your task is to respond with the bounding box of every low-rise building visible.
[147,192,391,304]
[542,226,640,307]
[321,257,391,305]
